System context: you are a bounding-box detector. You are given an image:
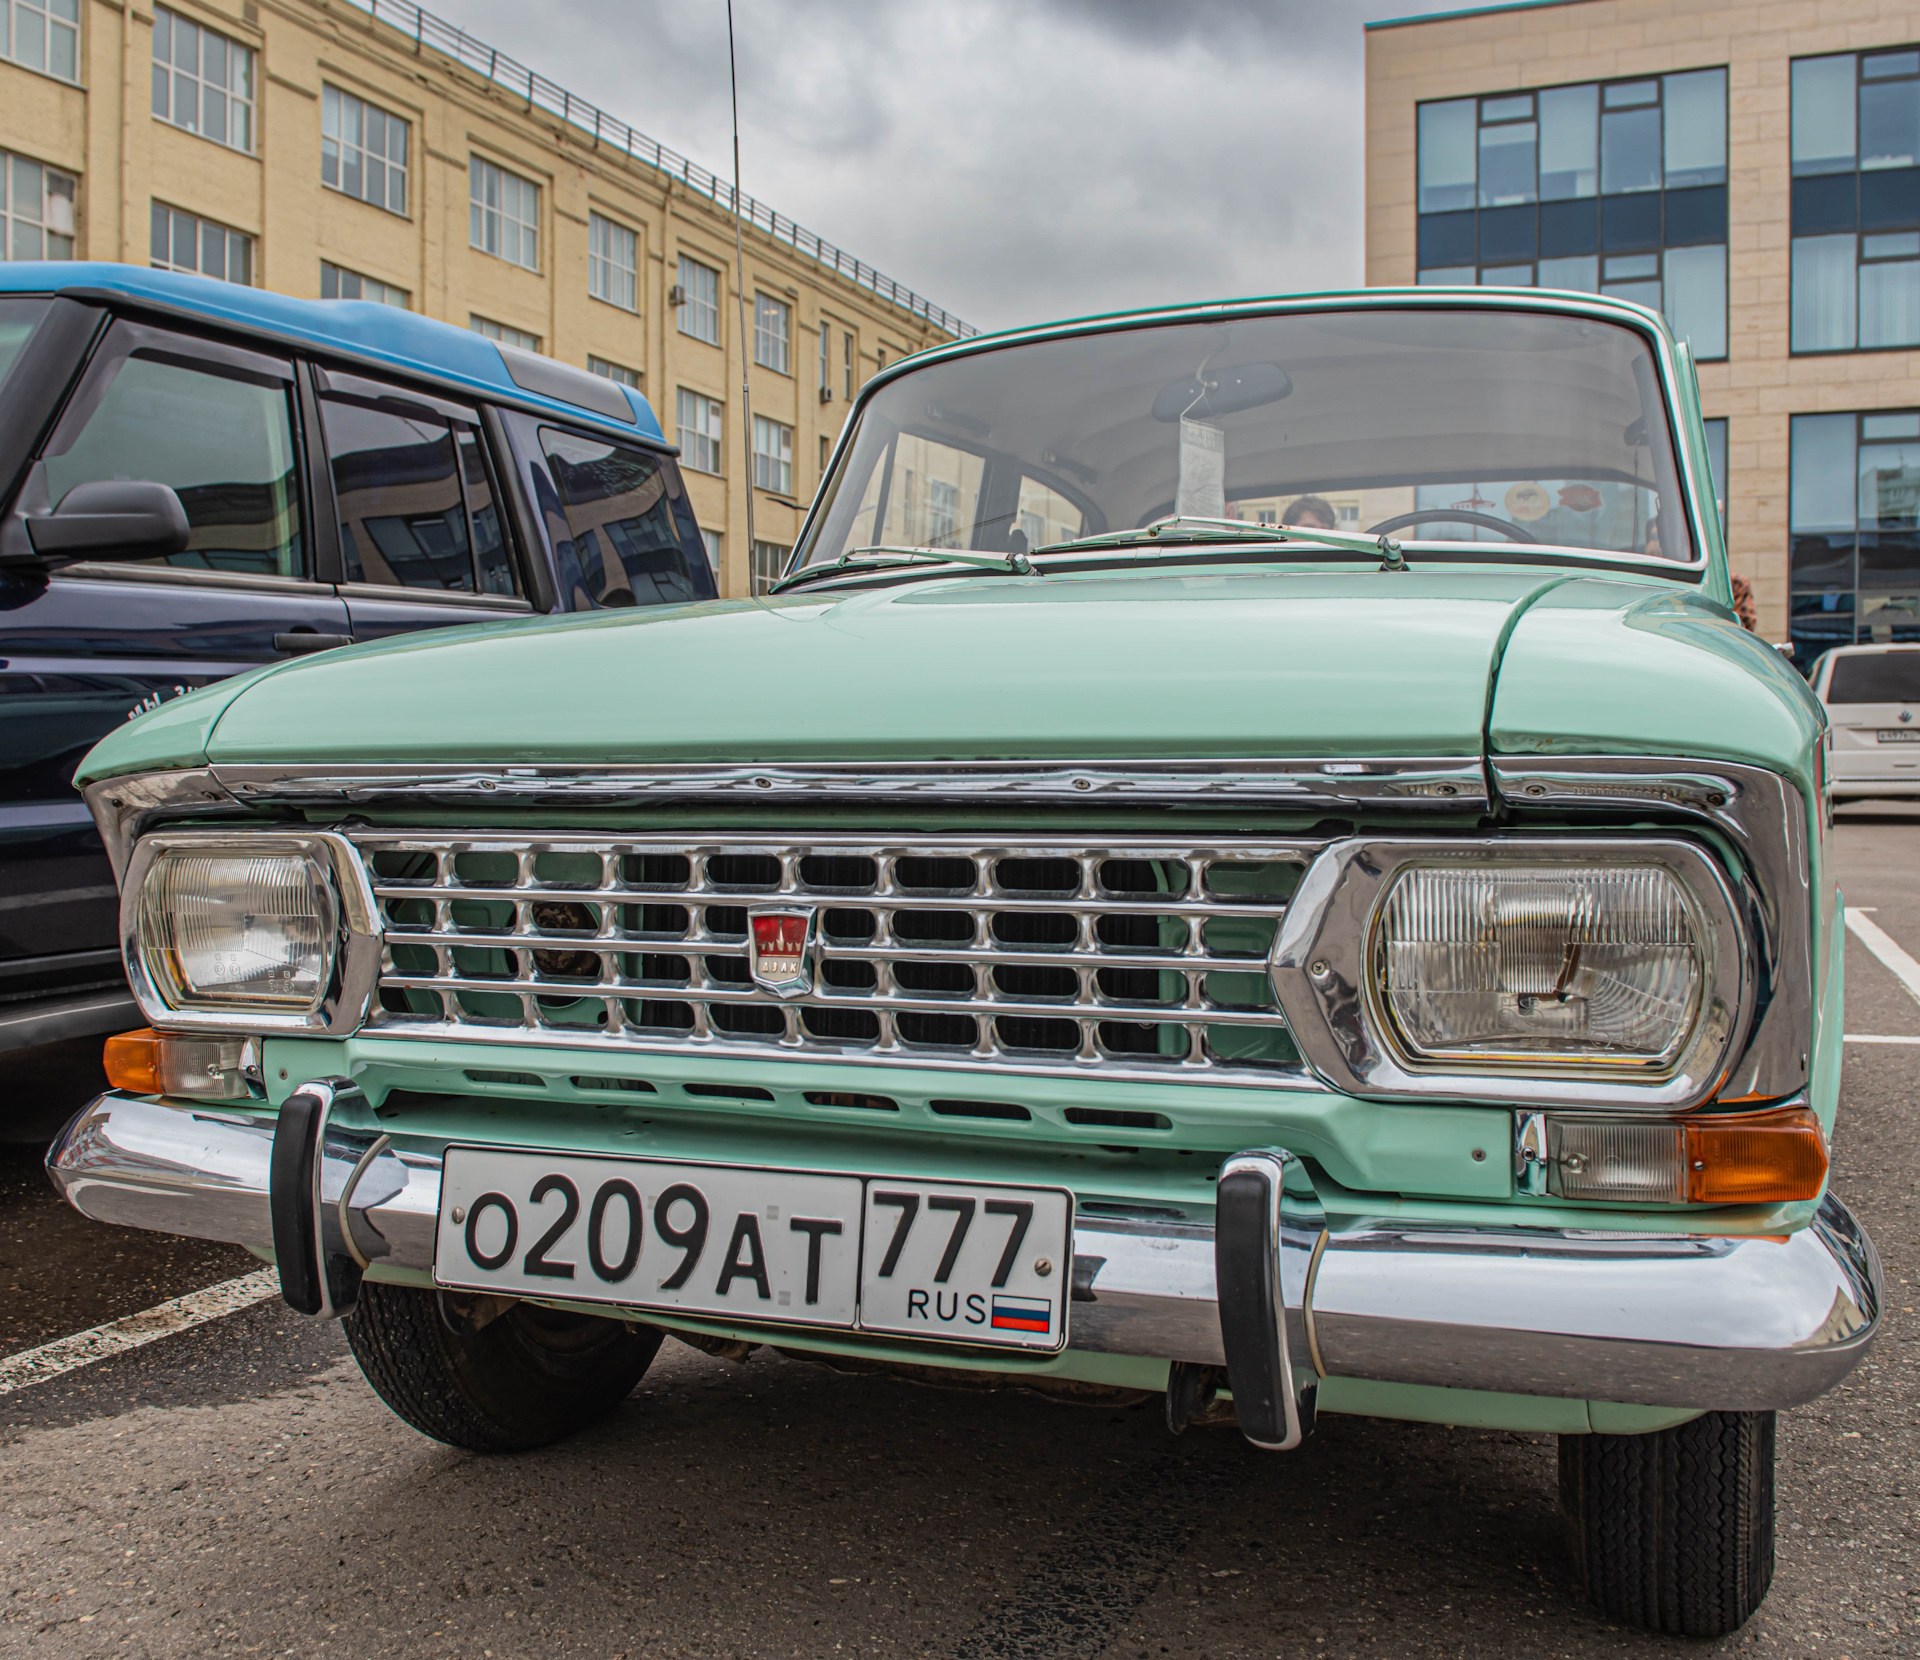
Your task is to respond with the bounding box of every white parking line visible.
[1846,1033,1920,1044]
[1844,907,1920,1010]
[0,1269,280,1396]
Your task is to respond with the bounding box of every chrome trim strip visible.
[1270,834,1754,1113]
[83,769,241,885]
[204,757,1492,812]
[119,830,382,1038]
[1489,758,1814,1105]
[46,1095,1881,1409]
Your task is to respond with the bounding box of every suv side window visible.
[318,382,516,596]
[35,324,303,577]
[536,426,703,608]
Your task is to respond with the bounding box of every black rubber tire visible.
[342,1282,662,1452]
[1560,1409,1776,1638]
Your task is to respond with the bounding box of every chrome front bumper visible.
[47,1091,1881,1415]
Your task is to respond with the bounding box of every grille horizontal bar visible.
[356,834,1324,1086]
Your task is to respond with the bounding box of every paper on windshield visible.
[1177,417,1225,520]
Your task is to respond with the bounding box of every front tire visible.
[1560,1409,1775,1637]
[343,1282,662,1452]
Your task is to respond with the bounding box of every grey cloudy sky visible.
[436,0,1416,335]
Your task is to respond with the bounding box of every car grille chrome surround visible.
[354,833,1324,1085]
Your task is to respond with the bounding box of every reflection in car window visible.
[873,435,985,550]
[322,398,474,592]
[43,354,302,577]
[459,429,513,595]
[538,427,699,608]
[0,299,49,395]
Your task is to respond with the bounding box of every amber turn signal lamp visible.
[1685,1107,1829,1204]
[103,1027,162,1095]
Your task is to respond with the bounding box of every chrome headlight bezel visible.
[120,830,380,1036]
[1269,836,1753,1114]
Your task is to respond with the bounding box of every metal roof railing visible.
[342,0,978,339]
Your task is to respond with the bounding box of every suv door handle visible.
[273,631,353,655]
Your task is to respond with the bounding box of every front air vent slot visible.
[359,833,1319,1086]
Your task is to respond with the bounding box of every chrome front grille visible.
[356,834,1323,1084]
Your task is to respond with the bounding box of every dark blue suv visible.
[0,263,717,1057]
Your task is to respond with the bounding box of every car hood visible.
[134,570,1553,773]
[76,566,1810,785]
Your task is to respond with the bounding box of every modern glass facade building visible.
[1368,0,1920,663]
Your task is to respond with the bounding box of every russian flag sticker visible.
[990,1294,1052,1335]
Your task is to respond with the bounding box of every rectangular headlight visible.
[1375,864,1705,1071]
[138,846,337,1012]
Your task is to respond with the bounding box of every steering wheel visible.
[1364,508,1539,544]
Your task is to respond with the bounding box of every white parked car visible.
[1815,644,1920,800]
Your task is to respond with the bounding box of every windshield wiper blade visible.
[770,544,1033,593]
[1034,515,1408,571]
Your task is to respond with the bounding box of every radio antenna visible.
[726,0,756,582]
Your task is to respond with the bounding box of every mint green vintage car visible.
[51,290,1876,1638]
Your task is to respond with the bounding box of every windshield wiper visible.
[1033,515,1408,571]
[770,544,1033,593]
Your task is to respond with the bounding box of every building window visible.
[321,261,407,307]
[752,414,793,496]
[589,213,637,311]
[1,152,75,260]
[700,527,721,585]
[677,255,719,344]
[150,202,251,284]
[1791,49,1920,352]
[470,314,540,352]
[1703,416,1728,530]
[152,7,255,154]
[469,156,538,271]
[843,332,853,399]
[321,86,408,216]
[750,539,789,595]
[818,320,832,394]
[754,292,790,373]
[677,388,722,475]
[819,433,830,475]
[1789,408,1920,663]
[588,355,641,389]
[1415,69,1728,359]
[2,0,79,82]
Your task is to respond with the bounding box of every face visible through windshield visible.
[799,305,1695,569]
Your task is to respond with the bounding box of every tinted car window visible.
[41,351,302,577]
[0,298,49,393]
[322,397,473,592]
[1828,651,1920,703]
[539,427,700,607]
[459,429,513,595]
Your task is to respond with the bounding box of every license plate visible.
[1878,729,1920,742]
[435,1148,1072,1351]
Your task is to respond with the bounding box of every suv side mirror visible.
[26,480,190,560]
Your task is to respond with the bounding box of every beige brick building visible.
[1366,0,1920,658]
[0,0,968,597]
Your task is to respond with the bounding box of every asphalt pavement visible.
[1,811,1916,1659]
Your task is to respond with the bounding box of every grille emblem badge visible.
[747,906,816,998]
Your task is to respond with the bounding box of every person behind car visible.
[1282,495,1337,530]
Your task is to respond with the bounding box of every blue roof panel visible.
[0,262,666,443]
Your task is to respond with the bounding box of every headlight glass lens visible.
[1375,864,1704,1069]
[138,850,336,1011]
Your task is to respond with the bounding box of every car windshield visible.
[797,305,1696,569]
[1827,651,1920,703]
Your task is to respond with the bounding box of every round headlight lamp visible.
[121,831,379,1035]
[138,846,336,1012]
[1269,837,1751,1113]
[1372,863,1707,1074]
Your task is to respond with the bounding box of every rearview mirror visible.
[26,480,190,560]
